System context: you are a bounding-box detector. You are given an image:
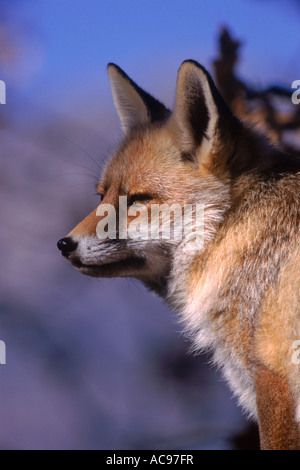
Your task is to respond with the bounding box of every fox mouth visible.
[70,255,146,277]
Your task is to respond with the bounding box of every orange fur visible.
[58,61,300,449]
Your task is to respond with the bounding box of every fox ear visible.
[107,63,170,135]
[171,60,238,166]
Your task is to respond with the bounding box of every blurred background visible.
[0,0,299,450]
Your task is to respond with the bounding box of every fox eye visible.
[131,200,150,207]
[99,193,104,202]
[128,194,152,207]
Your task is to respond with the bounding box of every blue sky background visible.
[6,0,300,127]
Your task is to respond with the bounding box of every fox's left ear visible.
[107,63,170,135]
[170,60,239,168]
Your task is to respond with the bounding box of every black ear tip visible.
[107,63,129,81]
[182,59,201,67]
[180,60,210,77]
[107,63,119,75]
[107,62,117,70]
[107,63,126,75]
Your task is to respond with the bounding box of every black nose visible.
[57,237,78,256]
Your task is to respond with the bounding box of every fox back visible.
[58,60,300,450]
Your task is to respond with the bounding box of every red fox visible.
[58,60,300,450]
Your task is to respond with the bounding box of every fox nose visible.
[57,237,78,256]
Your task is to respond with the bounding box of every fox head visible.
[58,60,255,294]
